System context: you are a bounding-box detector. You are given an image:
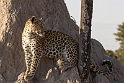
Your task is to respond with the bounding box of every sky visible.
[65,0,124,51]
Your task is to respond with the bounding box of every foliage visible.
[114,48,124,65]
[114,22,124,65]
[106,50,117,59]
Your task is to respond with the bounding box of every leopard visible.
[22,16,113,81]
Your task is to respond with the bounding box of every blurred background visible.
[65,0,124,65]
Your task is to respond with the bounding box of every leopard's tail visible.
[90,59,113,75]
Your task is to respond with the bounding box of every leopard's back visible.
[41,30,79,70]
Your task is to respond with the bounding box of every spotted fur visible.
[90,60,112,75]
[22,16,112,81]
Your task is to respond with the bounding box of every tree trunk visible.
[78,0,93,83]
[0,0,124,83]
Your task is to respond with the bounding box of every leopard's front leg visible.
[22,43,33,81]
[24,44,41,81]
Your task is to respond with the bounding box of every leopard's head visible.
[24,16,45,37]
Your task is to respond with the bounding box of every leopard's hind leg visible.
[90,59,113,76]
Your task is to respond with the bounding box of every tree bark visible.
[0,0,124,83]
[78,0,93,82]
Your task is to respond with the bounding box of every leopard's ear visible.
[31,16,36,23]
[39,17,45,28]
[39,17,42,21]
[42,22,44,27]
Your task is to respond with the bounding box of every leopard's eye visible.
[36,31,41,34]
[37,32,41,34]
